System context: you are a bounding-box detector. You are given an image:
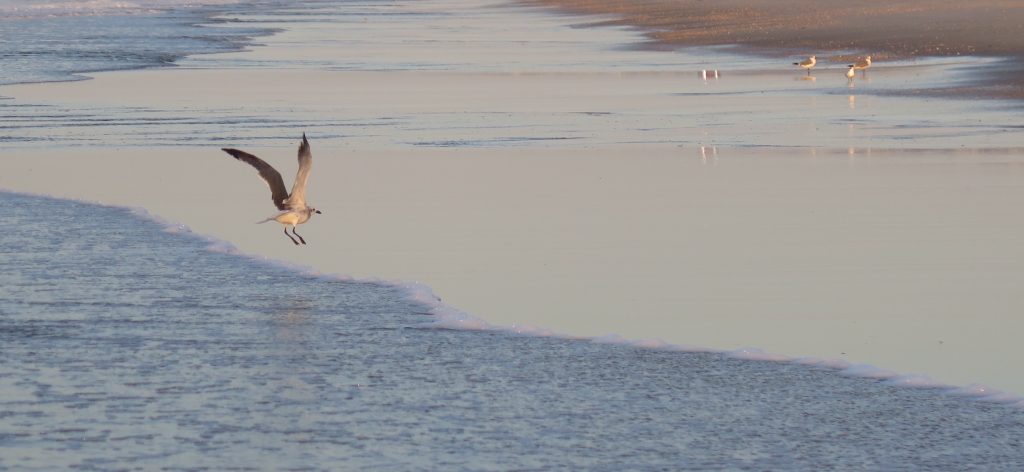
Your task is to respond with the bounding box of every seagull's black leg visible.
[284,226,299,245]
[291,226,307,245]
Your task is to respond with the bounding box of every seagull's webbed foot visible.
[291,227,307,245]
[284,227,300,245]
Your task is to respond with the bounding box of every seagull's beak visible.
[315,210,323,214]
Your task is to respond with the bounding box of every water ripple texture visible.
[1,192,1023,469]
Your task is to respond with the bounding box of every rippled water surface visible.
[2,0,1021,150]
[3,0,1024,467]
[0,0,271,86]
[2,192,1023,469]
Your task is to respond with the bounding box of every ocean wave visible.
[3,187,1021,410]
[3,188,1024,469]
[85,193,1020,409]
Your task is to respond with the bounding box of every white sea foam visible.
[793,357,852,370]
[840,364,900,379]
[948,384,1023,403]
[884,374,945,389]
[728,348,791,362]
[508,324,561,337]
[128,207,191,234]
[629,338,676,349]
[591,334,628,345]
[659,343,708,353]
[393,281,492,331]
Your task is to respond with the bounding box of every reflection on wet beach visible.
[1,0,1024,396]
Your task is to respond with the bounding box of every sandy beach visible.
[527,0,1024,98]
[2,0,1024,398]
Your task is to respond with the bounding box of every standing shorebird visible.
[846,65,856,82]
[222,134,323,245]
[849,55,871,76]
[793,55,816,75]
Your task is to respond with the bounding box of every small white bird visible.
[848,55,871,75]
[793,55,816,75]
[846,65,856,80]
[222,134,323,245]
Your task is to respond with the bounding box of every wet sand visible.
[2,0,1024,396]
[526,0,1024,98]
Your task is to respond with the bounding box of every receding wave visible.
[2,189,1022,469]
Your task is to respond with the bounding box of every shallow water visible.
[0,0,272,87]
[2,191,1023,469]
[2,0,1024,440]
[1,0,1021,151]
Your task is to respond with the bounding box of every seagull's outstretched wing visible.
[222,148,289,211]
[287,133,312,209]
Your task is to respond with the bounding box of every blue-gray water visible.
[0,0,274,87]
[2,0,1022,153]
[2,191,1023,469]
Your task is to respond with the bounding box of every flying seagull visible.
[793,55,816,75]
[222,134,322,245]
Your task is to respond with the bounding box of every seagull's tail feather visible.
[255,210,290,224]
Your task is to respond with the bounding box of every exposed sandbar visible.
[524,0,1024,97]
